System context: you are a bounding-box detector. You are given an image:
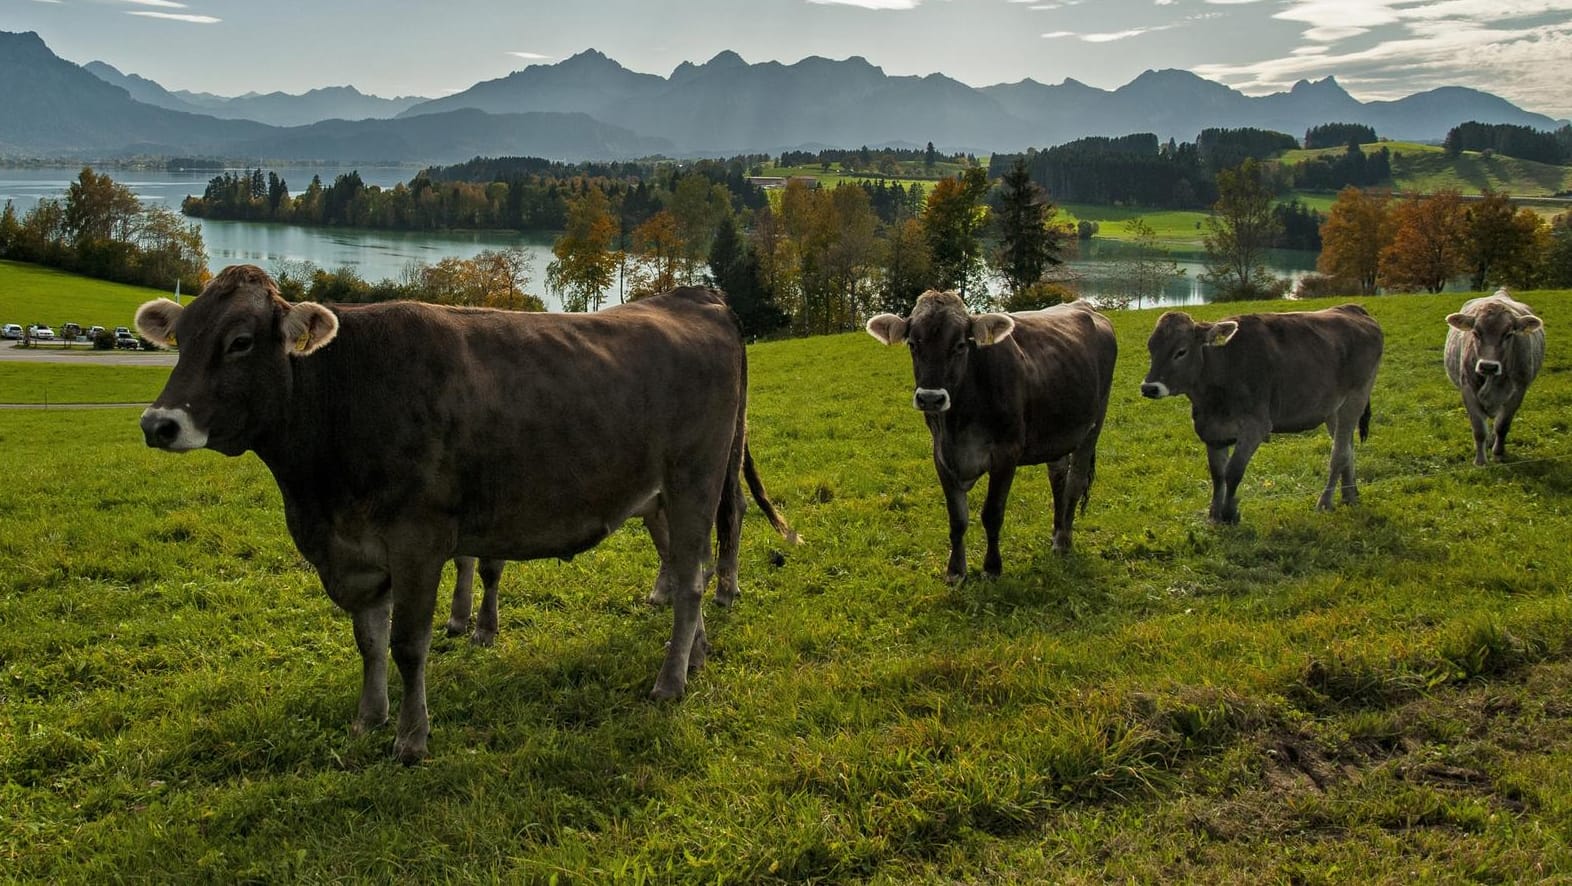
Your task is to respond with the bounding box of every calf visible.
[1141,305,1383,524]
[867,291,1117,581]
[136,265,769,763]
[1444,290,1545,465]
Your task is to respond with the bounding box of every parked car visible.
[86,325,105,339]
[28,324,56,340]
[62,322,83,340]
[1,324,21,340]
[114,330,140,350]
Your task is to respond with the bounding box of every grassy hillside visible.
[0,260,173,332]
[1282,141,1572,200]
[3,290,1571,880]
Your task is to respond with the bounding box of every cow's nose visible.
[1140,382,1166,399]
[912,388,951,412]
[1476,360,1502,376]
[142,413,181,448]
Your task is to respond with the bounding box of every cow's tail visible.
[1078,449,1096,516]
[1359,397,1372,443]
[713,346,750,604]
[744,442,802,545]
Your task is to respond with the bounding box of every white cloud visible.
[1041,30,1076,38]
[507,51,555,61]
[805,0,920,9]
[123,0,189,7]
[1083,24,1178,42]
[127,10,220,22]
[1303,25,1370,41]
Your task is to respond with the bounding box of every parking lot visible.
[0,342,178,366]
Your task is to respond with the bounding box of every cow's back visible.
[996,302,1117,462]
[1207,304,1382,433]
[281,290,744,563]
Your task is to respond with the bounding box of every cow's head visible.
[866,290,1015,413]
[1141,310,1238,399]
[1447,299,1542,379]
[136,264,338,455]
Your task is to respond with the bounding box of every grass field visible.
[3,285,1571,880]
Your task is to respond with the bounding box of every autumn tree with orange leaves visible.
[1378,189,1467,293]
[1316,186,1394,295]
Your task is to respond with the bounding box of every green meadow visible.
[3,285,1572,881]
[0,260,172,332]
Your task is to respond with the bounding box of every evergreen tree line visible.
[1292,144,1393,191]
[0,168,208,294]
[1443,122,1572,165]
[1303,123,1377,150]
[778,144,976,174]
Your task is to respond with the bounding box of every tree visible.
[668,174,729,284]
[1544,212,1572,288]
[625,210,683,300]
[1107,217,1183,309]
[924,167,991,308]
[1463,190,1544,290]
[547,186,619,312]
[991,156,1066,301]
[1378,190,1467,293]
[876,216,933,315]
[709,214,786,339]
[64,167,142,246]
[1201,158,1285,300]
[1317,186,1393,294]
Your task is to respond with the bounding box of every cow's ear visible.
[970,313,1016,346]
[280,302,339,356]
[1517,314,1543,333]
[1205,320,1239,347]
[1446,312,1476,331]
[134,298,182,347]
[866,313,908,345]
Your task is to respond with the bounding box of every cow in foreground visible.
[1141,305,1384,524]
[136,265,770,763]
[1444,290,1545,465]
[866,291,1117,581]
[446,451,798,644]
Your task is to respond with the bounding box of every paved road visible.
[0,344,178,366]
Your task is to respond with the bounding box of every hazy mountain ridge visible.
[4,30,1565,163]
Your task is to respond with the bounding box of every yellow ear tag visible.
[295,330,310,352]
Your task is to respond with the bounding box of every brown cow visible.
[1444,289,1545,465]
[866,291,1117,581]
[135,265,781,763]
[1140,305,1384,524]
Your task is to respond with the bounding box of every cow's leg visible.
[388,556,443,764]
[1046,458,1071,552]
[643,506,675,606]
[1319,420,1357,510]
[712,447,746,607]
[1213,436,1262,525]
[445,556,477,637]
[940,474,970,583]
[350,597,393,736]
[471,558,504,646]
[1205,444,1232,523]
[1461,388,1489,465]
[1492,391,1526,462]
[980,464,1016,577]
[651,499,713,699]
[1056,442,1098,552]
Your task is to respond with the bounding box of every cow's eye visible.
[228,335,253,355]
[1173,348,1188,360]
[953,340,968,354]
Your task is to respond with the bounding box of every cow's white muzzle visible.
[140,406,209,451]
[913,387,951,413]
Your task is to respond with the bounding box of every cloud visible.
[507,51,555,61]
[127,10,220,22]
[1082,24,1179,42]
[123,0,189,7]
[1041,30,1076,38]
[805,0,920,9]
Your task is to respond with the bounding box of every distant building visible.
[746,176,820,190]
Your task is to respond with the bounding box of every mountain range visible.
[1,29,1564,165]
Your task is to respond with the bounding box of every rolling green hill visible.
[1,260,174,331]
[1282,141,1572,199]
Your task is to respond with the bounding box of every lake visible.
[2,165,1320,309]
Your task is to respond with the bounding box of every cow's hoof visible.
[445,621,468,638]
[944,570,966,585]
[351,715,387,736]
[649,682,686,702]
[713,579,739,608]
[470,629,497,647]
[393,738,429,766]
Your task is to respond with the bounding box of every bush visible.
[92,330,114,350]
[1002,281,1077,312]
[1077,220,1100,240]
[1293,273,1360,299]
[1210,276,1291,302]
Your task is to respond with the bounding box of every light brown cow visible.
[136,265,781,762]
[1444,289,1545,465]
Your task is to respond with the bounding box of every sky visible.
[8,0,1572,119]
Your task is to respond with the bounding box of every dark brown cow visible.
[1444,289,1545,465]
[866,291,1117,581]
[1140,305,1384,524]
[445,453,799,645]
[136,265,779,763]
